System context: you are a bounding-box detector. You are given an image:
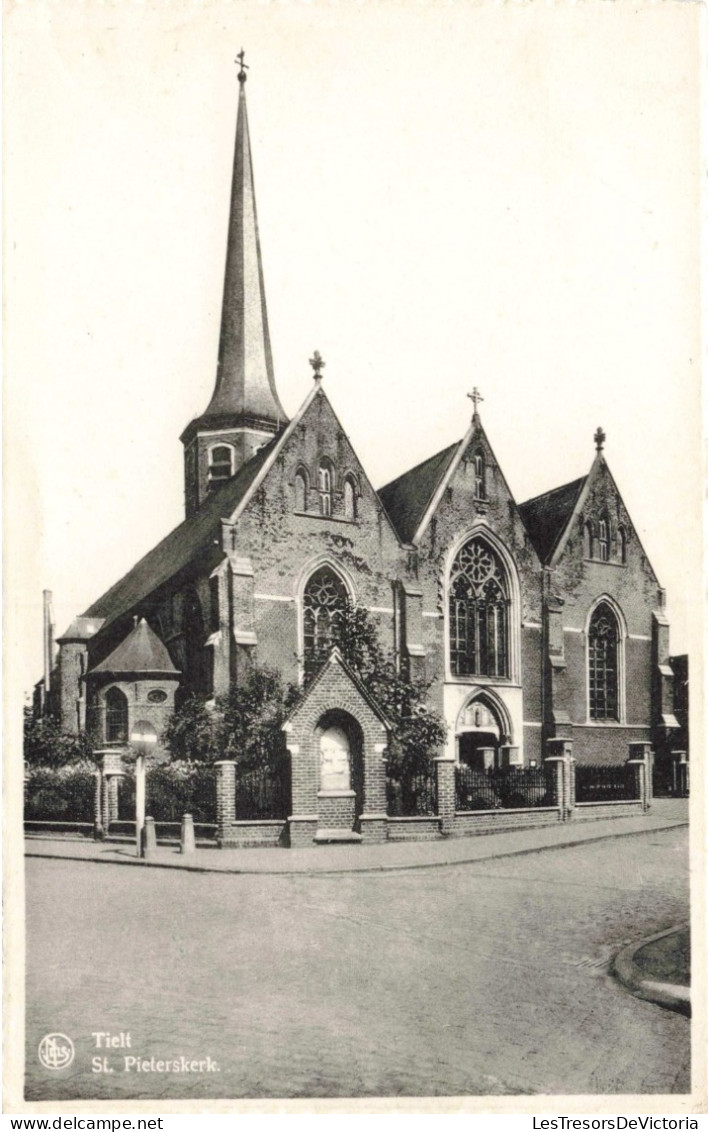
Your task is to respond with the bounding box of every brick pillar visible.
[102,774,112,831]
[215,760,236,843]
[359,738,389,845]
[436,758,456,835]
[93,769,104,839]
[109,775,121,824]
[545,738,574,821]
[628,742,652,812]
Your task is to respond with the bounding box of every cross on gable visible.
[467,387,484,416]
[309,350,326,379]
[594,426,606,452]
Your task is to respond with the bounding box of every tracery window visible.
[449,538,509,678]
[208,445,234,488]
[588,602,619,720]
[303,566,348,679]
[318,463,333,517]
[105,686,128,744]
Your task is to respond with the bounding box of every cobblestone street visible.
[25,826,689,1101]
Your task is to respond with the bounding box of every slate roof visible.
[83,437,278,629]
[378,442,459,544]
[57,616,106,643]
[518,475,587,564]
[90,617,179,675]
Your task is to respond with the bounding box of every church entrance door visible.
[457,697,506,771]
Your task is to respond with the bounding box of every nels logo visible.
[38,1033,75,1071]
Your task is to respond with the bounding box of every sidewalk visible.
[25,798,688,876]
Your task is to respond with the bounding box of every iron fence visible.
[386,766,437,817]
[575,762,638,803]
[235,762,290,821]
[117,763,217,824]
[455,764,554,811]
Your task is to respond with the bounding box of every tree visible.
[164,668,301,771]
[23,707,94,768]
[164,603,446,776]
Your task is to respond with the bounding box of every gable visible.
[230,386,402,545]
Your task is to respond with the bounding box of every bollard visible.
[141,815,157,858]
[180,813,196,855]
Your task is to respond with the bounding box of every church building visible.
[50,61,679,842]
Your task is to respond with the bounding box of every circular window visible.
[147,689,167,704]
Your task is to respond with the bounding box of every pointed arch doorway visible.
[457,695,509,771]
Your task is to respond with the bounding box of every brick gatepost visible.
[93,769,103,839]
[628,742,653,811]
[215,760,236,842]
[544,738,574,820]
[435,758,456,835]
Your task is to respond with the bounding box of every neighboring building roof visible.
[89,617,179,675]
[57,616,106,643]
[83,438,278,628]
[518,475,588,564]
[378,443,458,544]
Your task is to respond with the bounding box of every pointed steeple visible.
[181,57,288,517]
[207,57,285,424]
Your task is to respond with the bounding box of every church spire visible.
[181,56,288,517]
[205,53,286,424]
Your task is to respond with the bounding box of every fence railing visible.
[234,763,290,821]
[455,764,554,811]
[118,764,217,824]
[386,766,437,817]
[575,762,638,804]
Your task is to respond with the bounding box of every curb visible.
[25,818,689,879]
[613,925,691,1017]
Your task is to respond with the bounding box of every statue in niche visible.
[319,726,351,791]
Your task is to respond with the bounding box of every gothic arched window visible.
[318,462,333,517]
[588,602,619,720]
[449,538,510,678]
[303,566,348,679]
[584,521,594,559]
[105,686,128,744]
[208,445,234,489]
[473,451,485,500]
[343,476,357,521]
[598,518,610,562]
[617,525,627,564]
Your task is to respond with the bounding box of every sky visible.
[5,0,702,703]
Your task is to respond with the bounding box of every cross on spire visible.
[236,49,249,84]
[594,426,606,452]
[467,387,484,418]
[309,351,326,380]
